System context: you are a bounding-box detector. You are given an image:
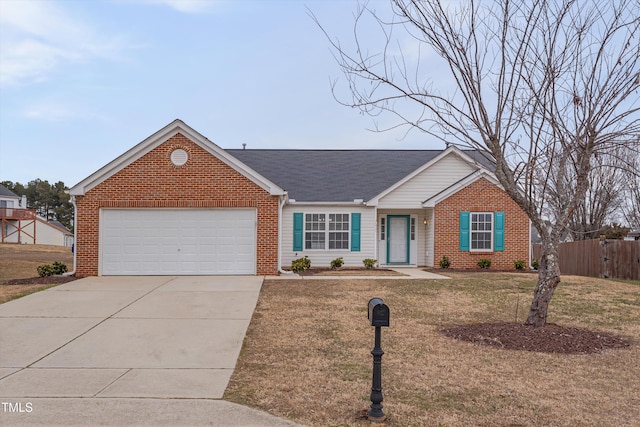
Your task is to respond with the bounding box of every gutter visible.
[288,199,366,206]
[277,193,295,276]
[64,195,77,277]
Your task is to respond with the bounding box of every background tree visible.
[600,223,631,239]
[565,151,627,240]
[316,0,640,326]
[1,179,74,231]
[622,155,640,230]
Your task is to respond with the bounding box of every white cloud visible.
[142,0,219,13]
[22,99,104,122]
[0,0,127,87]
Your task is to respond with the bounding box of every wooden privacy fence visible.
[532,239,640,280]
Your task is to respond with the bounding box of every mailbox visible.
[368,298,390,327]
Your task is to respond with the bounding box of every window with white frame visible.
[305,213,326,249]
[410,217,416,240]
[471,213,493,250]
[305,213,350,250]
[329,213,349,249]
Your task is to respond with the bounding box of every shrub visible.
[330,257,344,270]
[37,264,55,277]
[514,260,527,270]
[362,258,377,269]
[477,259,492,269]
[52,261,68,275]
[291,256,311,273]
[37,261,68,277]
[439,256,451,269]
[531,258,539,270]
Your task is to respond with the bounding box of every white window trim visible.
[470,212,494,252]
[304,212,351,251]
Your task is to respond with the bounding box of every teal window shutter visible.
[494,211,505,251]
[351,213,361,252]
[293,212,303,251]
[459,212,470,251]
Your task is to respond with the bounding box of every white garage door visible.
[100,209,256,275]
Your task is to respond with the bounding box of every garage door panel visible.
[101,209,256,275]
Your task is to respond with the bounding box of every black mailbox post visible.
[368,298,390,327]
[367,297,389,422]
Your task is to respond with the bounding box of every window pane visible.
[329,214,349,231]
[470,212,493,250]
[329,232,349,249]
[410,218,416,240]
[305,213,325,231]
[305,232,325,249]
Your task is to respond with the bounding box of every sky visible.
[0,0,444,187]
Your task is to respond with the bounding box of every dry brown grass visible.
[0,243,74,303]
[225,273,640,427]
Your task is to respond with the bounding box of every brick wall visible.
[75,133,279,276]
[433,178,529,270]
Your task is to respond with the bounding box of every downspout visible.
[64,195,77,276]
[278,193,295,275]
[373,206,378,266]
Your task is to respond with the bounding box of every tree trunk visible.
[526,243,561,327]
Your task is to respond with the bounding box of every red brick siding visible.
[75,133,279,276]
[434,178,529,269]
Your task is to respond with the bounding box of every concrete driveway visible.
[0,276,302,426]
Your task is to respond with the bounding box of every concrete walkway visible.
[0,276,303,427]
[267,267,450,280]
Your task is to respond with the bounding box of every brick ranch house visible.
[68,120,530,276]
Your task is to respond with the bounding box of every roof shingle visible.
[227,149,493,202]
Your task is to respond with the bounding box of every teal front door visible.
[387,215,409,264]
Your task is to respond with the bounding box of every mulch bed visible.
[425,267,537,274]
[296,267,402,276]
[1,276,78,286]
[442,322,631,354]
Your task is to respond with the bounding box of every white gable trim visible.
[69,119,285,196]
[366,146,490,206]
[422,169,503,207]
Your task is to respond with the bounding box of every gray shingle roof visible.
[48,220,72,234]
[227,149,494,202]
[0,184,19,198]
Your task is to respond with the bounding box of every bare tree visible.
[315,0,640,326]
[566,151,627,240]
[623,154,640,229]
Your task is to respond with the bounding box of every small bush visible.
[514,260,527,270]
[330,257,344,270]
[477,258,492,269]
[439,256,451,269]
[362,258,377,269]
[37,264,55,277]
[531,258,539,270]
[291,256,311,273]
[52,261,68,275]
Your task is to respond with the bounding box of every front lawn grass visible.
[0,243,74,303]
[225,272,640,427]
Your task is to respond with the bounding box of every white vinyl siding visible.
[283,205,375,268]
[378,153,476,208]
[377,209,434,267]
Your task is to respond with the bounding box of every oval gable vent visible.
[170,149,189,166]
